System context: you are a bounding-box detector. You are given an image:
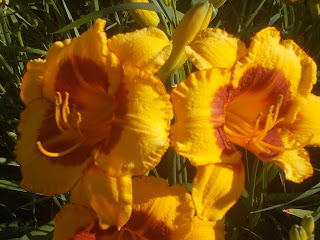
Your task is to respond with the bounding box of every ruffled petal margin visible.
[170,68,241,166]
[107,27,172,74]
[263,129,313,183]
[192,160,245,221]
[20,59,46,104]
[288,94,320,147]
[186,28,247,71]
[97,65,172,176]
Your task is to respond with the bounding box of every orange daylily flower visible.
[15,19,173,227]
[171,27,318,187]
[53,176,224,240]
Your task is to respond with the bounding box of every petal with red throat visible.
[171,68,240,166]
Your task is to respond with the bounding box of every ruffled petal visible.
[287,94,320,146]
[262,129,313,183]
[15,99,92,195]
[107,27,172,74]
[187,217,225,240]
[170,68,241,166]
[20,59,46,104]
[122,176,195,240]
[192,160,245,221]
[186,28,247,70]
[230,27,317,125]
[80,165,133,229]
[96,65,172,176]
[53,204,97,240]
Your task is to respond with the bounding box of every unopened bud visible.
[289,224,308,240]
[157,0,215,82]
[301,215,315,236]
[124,0,160,27]
[162,0,171,7]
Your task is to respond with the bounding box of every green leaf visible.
[0,180,27,192]
[283,209,313,218]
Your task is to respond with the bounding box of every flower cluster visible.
[15,1,319,239]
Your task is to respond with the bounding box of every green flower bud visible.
[289,224,308,240]
[301,215,315,236]
[157,0,215,82]
[124,0,160,27]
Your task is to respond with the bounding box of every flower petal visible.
[53,204,97,240]
[80,165,133,229]
[187,217,225,240]
[96,65,172,176]
[123,176,195,240]
[107,27,172,74]
[20,59,46,105]
[43,19,121,101]
[15,99,92,195]
[186,28,247,70]
[288,94,320,146]
[231,27,317,124]
[192,160,245,221]
[170,68,241,166]
[262,129,313,183]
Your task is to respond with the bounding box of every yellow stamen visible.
[55,92,65,132]
[38,91,84,157]
[36,140,84,157]
[256,105,275,141]
[259,133,314,152]
[62,92,70,125]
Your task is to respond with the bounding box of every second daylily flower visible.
[171,27,319,184]
[53,176,225,240]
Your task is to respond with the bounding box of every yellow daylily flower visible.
[124,0,160,27]
[15,18,173,203]
[171,27,319,184]
[53,176,197,240]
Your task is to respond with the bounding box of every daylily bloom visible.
[124,0,160,27]
[52,176,225,240]
[171,27,318,185]
[15,19,173,226]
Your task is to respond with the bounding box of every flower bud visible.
[289,224,308,240]
[162,0,171,7]
[308,0,320,20]
[124,0,160,27]
[301,215,315,236]
[157,0,215,82]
